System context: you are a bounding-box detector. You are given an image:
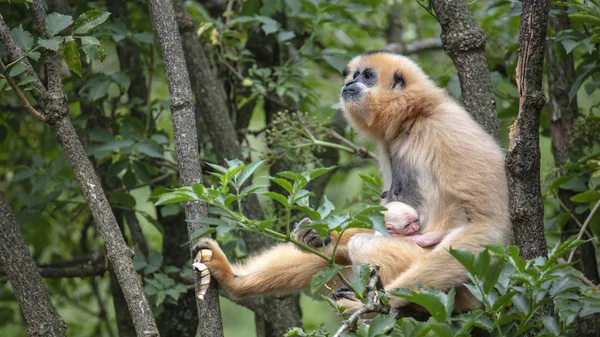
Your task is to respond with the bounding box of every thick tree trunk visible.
[149,1,224,336]
[0,189,67,337]
[505,0,549,261]
[430,0,499,140]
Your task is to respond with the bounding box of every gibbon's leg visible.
[192,239,330,298]
[384,226,489,309]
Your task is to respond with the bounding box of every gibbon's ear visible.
[392,71,405,89]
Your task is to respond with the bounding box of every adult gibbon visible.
[192,51,510,312]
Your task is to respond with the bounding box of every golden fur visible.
[193,52,510,313]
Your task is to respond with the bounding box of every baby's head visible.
[382,201,420,235]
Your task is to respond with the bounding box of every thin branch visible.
[333,265,383,337]
[568,199,600,263]
[0,59,48,122]
[557,258,599,289]
[329,129,377,160]
[110,172,174,193]
[383,38,443,55]
[0,253,108,278]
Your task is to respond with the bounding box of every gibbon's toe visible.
[330,286,357,302]
[191,240,215,261]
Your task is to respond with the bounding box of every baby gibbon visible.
[192,51,510,313]
[381,201,457,247]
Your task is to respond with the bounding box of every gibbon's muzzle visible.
[341,81,365,101]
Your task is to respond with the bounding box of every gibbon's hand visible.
[291,217,332,248]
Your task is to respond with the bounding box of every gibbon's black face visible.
[341,68,377,101]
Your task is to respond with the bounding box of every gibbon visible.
[192,51,510,313]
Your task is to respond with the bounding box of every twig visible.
[332,265,382,337]
[329,129,377,160]
[568,199,600,263]
[557,258,599,289]
[110,172,173,193]
[0,59,48,122]
[383,38,443,55]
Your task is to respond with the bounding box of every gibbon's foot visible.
[292,219,332,248]
[330,286,357,302]
[191,240,216,301]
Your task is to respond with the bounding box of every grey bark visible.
[506,0,549,260]
[0,189,67,337]
[1,4,160,336]
[430,0,499,140]
[0,253,107,278]
[547,6,600,336]
[148,0,224,336]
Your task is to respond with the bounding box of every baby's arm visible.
[404,231,446,247]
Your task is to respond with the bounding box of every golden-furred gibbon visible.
[192,51,510,313]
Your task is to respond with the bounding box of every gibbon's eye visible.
[393,186,402,196]
[380,191,389,199]
[363,69,373,80]
[393,72,405,89]
[353,71,360,79]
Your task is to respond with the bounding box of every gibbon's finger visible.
[192,262,211,301]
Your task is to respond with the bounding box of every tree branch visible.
[383,38,443,55]
[328,129,377,160]
[1,253,108,278]
[0,188,67,337]
[430,0,499,140]
[149,0,224,335]
[505,0,550,261]
[0,59,48,122]
[333,266,385,337]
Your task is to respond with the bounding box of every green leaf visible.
[11,25,34,51]
[268,177,293,194]
[9,63,27,77]
[561,39,579,54]
[38,36,64,51]
[307,166,336,181]
[17,76,35,86]
[449,248,476,276]
[111,71,130,91]
[277,30,295,42]
[262,191,289,207]
[389,287,453,323]
[239,184,268,197]
[541,316,559,336]
[72,10,111,35]
[133,253,147,270]
[154,192,195,205]
[569,13,600,26]
[107,159,129,176]
[137,141,164,159]
[131,160,151,183]
[570,190,600,203]
[63,39,82,76]
[317,196,335,219]
[349,264,370,298]
[237,160,264,187]
[310,264,343,296]
[189,227,217,241]
[368,315,396,337]
[148,251,163,266]
[569,65,600,102]
[109,191,136,209]
[46,13,73,37]
[88,78,111,100]
[81,36,105,62]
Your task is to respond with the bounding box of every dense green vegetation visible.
[0,0,599,336]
